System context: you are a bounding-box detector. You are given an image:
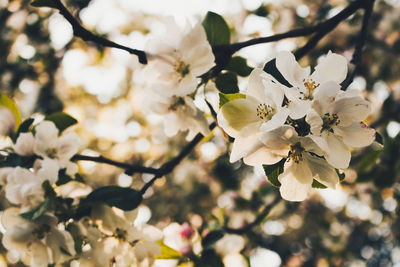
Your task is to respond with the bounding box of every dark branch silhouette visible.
[223,195,281,234]
[52,0,148,64]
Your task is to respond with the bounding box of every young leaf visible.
[0,93,21,131]
[45,112,77,134]
[201,230,224,249]
[156,241,182,260]
[263,158,286,187]
[311,179,327,189]
[202,12,230,46]
[20,198,51,220]
[83,186,142,211]
[215,72,239,94]
[263,59,292,88]
[225,57,253,77]
[219,93,246,108]
[31,0,58,8]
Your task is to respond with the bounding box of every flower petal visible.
[304,154,338,188]
[278,160,312,201]
[310,51,348,84]
[334,122,376,148]
[287,99,311,120]
[312,81,341,115]
[305,110,323,135]
[276,51,310,87]
[322,132,351,169]
[260,126,297,150]
[260,108,289,132]
[217,98,260,137]
[333,96,371,126]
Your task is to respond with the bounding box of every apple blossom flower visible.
[274,50,348,119]
[143,92,210,140]
[163,222,196,257]
[260,126,339,201]
[305,82,375,169]
[217,68,289,165]
[1,208,75,266]
[5,158,59,210]
[13,132,35,156]
[144,18,215,97]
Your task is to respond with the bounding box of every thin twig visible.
[214,0,365,56]
[140,122,217,195]
[52,0,147,64]
[223,195,281,234]
[342,0,375,90]
[71,154,158,175]
[294,0,366,59]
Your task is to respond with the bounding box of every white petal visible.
[322,132,351,169]
[275,51,310,87]
[243,146,284,166]
[287,99,311,120]
[310,51,348,84]
[14,132,35,156]
[333,96,371,126]
[57,132,81,162]
[36,158,60,184]
[34,121,59,155]
[247,68,268,100]
[260,108,288,132]
[334,123,376,148]
[217,98,260,137]
[312,81,341,115]
[230,134,262,163]
[259,126,297,150]
[263,79,284,108]
[29,242,49,267]
[305,110,323,135]
[304,154,338,188]
[278,160,312,202]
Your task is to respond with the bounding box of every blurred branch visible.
[214,0,365,56]
[51,0,148,64]
[223,195,281,234]
[140,122,217,195]
[342,0,376,90]
[71,154,158,175]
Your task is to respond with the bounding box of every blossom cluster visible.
[0,118,166,266]
[217,51,376,201]
[141,18,215,139]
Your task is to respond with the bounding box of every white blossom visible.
[13,132,35,156]
[275,50,348,119]
[144,19,215,97]
[260,126,339,201]
[217,68,289,165]
[306,82,375,169]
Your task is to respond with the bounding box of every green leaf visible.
[215,72,239,94]
[357,148,383,173]
[156,241,182,260]
[201,230,224,249]
[311,179,327,188]
[225,57,253,77]
[45,112,77,134]
[219,93,246,108]
[0,93,21,131]
[375,132,384,146]
[202,11,230,46]
[199,249,224,267]
[83,186,142,211]
[31,0,58,8]
[263,158,285,187]
[227,56,252,76]
[263,59,292,88]
[20,198,51,220]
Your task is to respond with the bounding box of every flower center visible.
[321,113,340,132]
[114,227,127,241]
[302,79,320,100]
[289,142,304,163]
[256,103,274,121]
[176,61,190,78]
[169,97,186,111]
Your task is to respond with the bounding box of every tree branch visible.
[71,154,158,175]
[51,0,147,64]
[214,0,365,56]
[342,0,375,90]
[140,122,217,195]
[223,195,281,234]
